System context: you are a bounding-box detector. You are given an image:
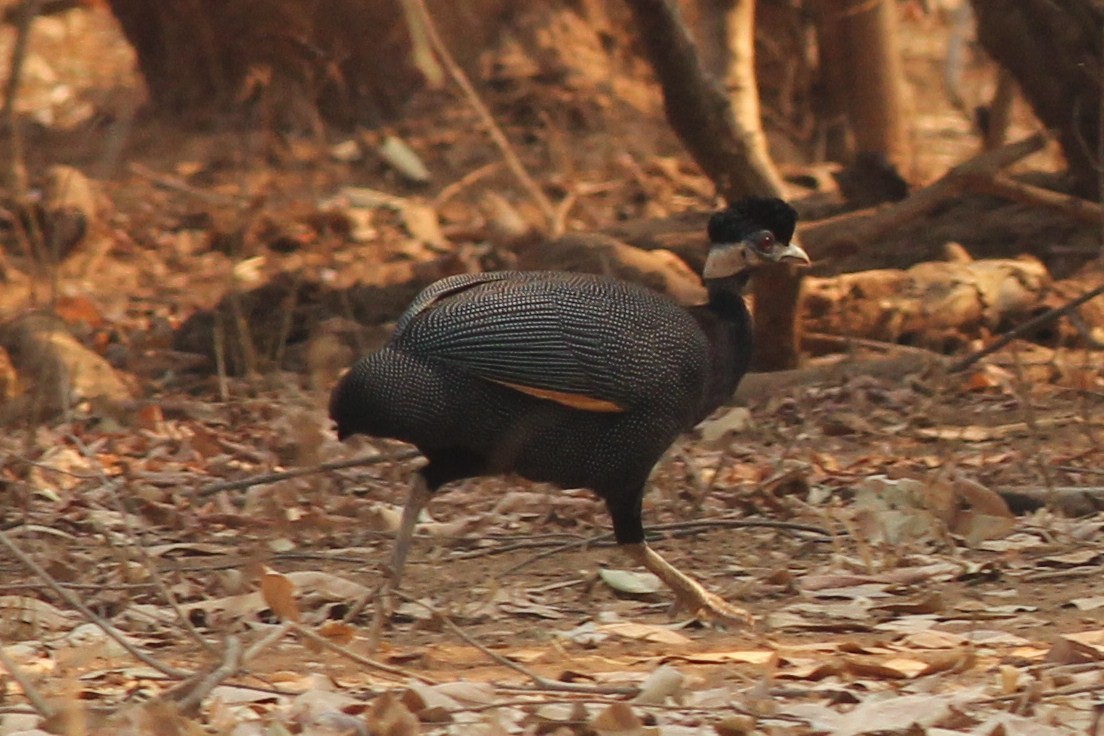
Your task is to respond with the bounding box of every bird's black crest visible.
[708,197,798,245]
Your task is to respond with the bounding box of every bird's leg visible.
[621,542,754,627]
[386,473,432,589]
[345,473,433,626]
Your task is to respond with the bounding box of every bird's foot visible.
[342,567,400,624]
[674,587,755,628]
[375,564,406,618]
[623,542,755,628]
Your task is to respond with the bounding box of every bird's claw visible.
[677,590,755,628]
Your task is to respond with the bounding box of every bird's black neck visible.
[687,275,754,424]
[705,274,752,318]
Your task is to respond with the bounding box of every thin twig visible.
[1054,465,1104,476]
[393,591,638,696]
[66,432,219,657]
[498,518,831,576]
[803,331,945,357]
[128,162,245,206]
[289,622,439,685]
[974,680,1104,706]
[1006,345,1057,503]
[0,529,191,679]
[405,0,557,232]
[0,644,54,718]
[165,636,244,716]
[949,282,1104,373]
[195,449,421,497]
[240,621,296,664]
[432,162,503,207]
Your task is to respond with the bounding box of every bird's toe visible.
[681,590,755,628]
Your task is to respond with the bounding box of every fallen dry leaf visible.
[597,622,693,646]
[590,702,652,735]
[259,566,300,622]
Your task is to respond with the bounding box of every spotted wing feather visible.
[391,271,707,412]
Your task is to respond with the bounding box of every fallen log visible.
[0,311,132,421]
[801,250,1052,351]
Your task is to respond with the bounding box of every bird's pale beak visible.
[774,241,811,266]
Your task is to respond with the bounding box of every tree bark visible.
[812,0,911,172]
[970,0,1102,199]
[623,0,804,370]
[104,0,510,127]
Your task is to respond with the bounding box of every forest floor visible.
[1,5,1103,736]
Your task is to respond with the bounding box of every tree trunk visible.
[104,0,510,127]
[812,0,911,173]
[623,0,805,370]
[970,0,1102,199]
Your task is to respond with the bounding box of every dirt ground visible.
[1,5,1103,736]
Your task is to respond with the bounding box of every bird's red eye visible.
[753,232,775,254]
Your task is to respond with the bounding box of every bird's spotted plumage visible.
[330,271,710,523]
[330,196,806,622]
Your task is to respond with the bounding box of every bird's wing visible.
[392,272,706,412]
[393,272,533,335]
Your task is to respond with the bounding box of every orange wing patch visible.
[491,380,625,413]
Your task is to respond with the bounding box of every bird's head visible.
[702,197,810,283]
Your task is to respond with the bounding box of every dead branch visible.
[948,281,1104,373]
[957,170,1104,225]
[517,232,707,305]
[405,0,556,232]
[800,133,1048,260]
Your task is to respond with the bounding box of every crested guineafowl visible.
[330,197,809,623]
